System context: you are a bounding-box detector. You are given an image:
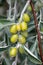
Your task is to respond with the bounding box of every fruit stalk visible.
[30,0,43,62]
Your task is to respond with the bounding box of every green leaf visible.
[27,36,36,43]
[0,45,10,52]
[28,21,34,25]
[27,39,35,43]
[23,46,42,64]
[0,22,15,30]
[27,36,36,40]
[30,38,37,53]
[0,19,10,24]
[3,57,11,65]
[0,23,3,29]
[28,25,35,32]
[0,16,6,19]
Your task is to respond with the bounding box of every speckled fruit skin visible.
[19,35,26,44]
[10,34,18,43]
[10,25,17,34]
[19,47,25,54]
[21,22,28,31]
[27,5,32,11]
[21,31,28,37]
[17,23,21,31]
[23,13,30,22]
[9,47,17,57]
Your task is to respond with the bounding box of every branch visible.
[19,0,30,23]
[12,0,17,22]
[30,0,43,62]
[7,0,11,19]
[25,42,28,65]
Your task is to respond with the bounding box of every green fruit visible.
[21,22,28,31]
[21,31,28,37]
[23,13,30,22]
[27,5,32,11]
[19,35,26,44]
[19,47,25,54]
[10,34,18,43]
[17,23,21,31]
[9,47,17,57]
[10,25,17,34]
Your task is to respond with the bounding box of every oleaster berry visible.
[23,13,30,22]
[27,5,32,12]
[9,47,17,57]
[19,47,25,54]
[21,31,28,38]
[21,22,28,31]
[16,23,21,32]
[10,34,18,43]
[19,35,26,44]
[10,24,17,34]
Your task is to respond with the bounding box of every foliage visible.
[0,0,43,65]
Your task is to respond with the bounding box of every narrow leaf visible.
[4,57,11,65]
[28,25,35,32]
[30,38,37,53]
[0,45,10,52]
[23,46,42,64]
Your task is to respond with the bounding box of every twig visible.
[19,0,30,23]
[38,10,41,30]
[39,9,42,26]
[25,42,28,65]
[25,58,27,65]
[12,0,17,22]
[30,0,43,62]
[7,0,11,19]
[1,23,15,29]
[0,57,2,65]
[15,55,18,65]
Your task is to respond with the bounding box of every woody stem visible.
[30,0,43,62]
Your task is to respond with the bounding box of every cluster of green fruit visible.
[9,47,25,57]
[10,13,30,44]
[9,5,32,57]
